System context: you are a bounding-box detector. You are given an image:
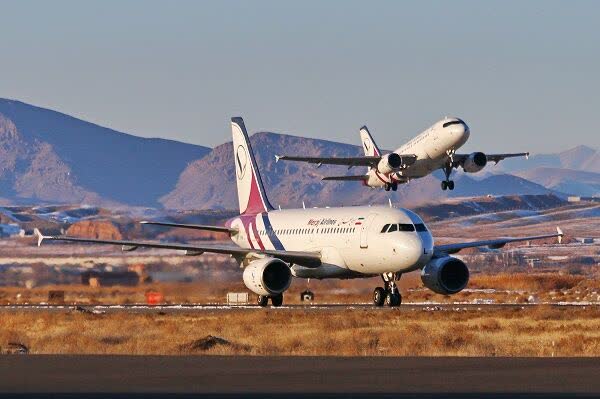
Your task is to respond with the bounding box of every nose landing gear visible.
[373,272,402,307]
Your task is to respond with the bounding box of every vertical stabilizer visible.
[231,117,274,215]
[359,126,381,157]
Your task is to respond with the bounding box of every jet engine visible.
[242,258,292,296]
[462,152,487,173]
[377,153,403,174]
[421,256,469,295]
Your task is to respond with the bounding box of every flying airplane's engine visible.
[242,258,292,296]
[462,152,487,173]
[421,256,469,295]
[377,153,403,174]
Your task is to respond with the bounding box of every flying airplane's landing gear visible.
[373,273,402,307]
[271,294,284,307]
[257,295,269,307]
[441,162,455,191]
[384,182,399,191]
[441,180,454,191]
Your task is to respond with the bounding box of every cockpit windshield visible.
[442,119,464,128]
[380,223,416,233]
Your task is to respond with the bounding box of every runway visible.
[0,302,598,314]
[0,356,599,397]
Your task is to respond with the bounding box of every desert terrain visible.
[0,196,598,356]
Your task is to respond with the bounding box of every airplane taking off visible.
[277,117,529,191]
[36,118,561,307]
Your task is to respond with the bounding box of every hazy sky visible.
[2,0,599,153]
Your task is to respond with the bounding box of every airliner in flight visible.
[277,118,529,191]
[36,117,560,307]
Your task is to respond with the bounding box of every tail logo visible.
[363,139,371,154]
[235,145,248,180]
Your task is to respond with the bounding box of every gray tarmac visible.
[0,355,599,396]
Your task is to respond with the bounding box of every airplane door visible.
[360,214,377,248]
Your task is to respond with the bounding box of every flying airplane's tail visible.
[231,117,275,215]
[359,126,381,157]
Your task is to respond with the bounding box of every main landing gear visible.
[257,294,284,307]
[373,272,402,307]
[441,158,455,191]
[384,182,398,191]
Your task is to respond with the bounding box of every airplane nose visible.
[452,123,469,144]
[394,235,423,266]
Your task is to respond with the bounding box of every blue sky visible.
[1,0,598,152]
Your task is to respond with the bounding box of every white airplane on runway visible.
[36,117,561,307]
[277,117,529,191]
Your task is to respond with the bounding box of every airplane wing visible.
[276,155,382,167]
[35,230,322,268]
[322,175,368,181]
[454,152,529,165]
[276,154,417,168]
[434,227,563,256]
[140,221,237,234]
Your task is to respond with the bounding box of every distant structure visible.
[568,196,600,203]
[0,223,24,237]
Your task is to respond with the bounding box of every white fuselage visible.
[366,117,470,187]
[227,206,434,279]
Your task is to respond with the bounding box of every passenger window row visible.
[258,227,357,236]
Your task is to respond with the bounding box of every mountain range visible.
[0,99,597,209]
[0,99,209,207]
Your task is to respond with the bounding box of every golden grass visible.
[1,306,599,356]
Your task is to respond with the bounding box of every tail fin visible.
[359,126,381,157]
[231,117,274,215]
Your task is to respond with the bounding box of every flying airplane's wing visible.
[322,175,368,181]
[275,154,417,168]
[454,152,529,165]
[34,230,321,268]
[140,221,236,234]
[434,227,563,256]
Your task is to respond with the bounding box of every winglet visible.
[275,155,280,162]
[34,228,46,247]
[526,152,530,160]
[557,226,563,244]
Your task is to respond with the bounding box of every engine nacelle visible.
[462,152,487,173]
[377,153,403,174]
[242,258,292,296]
[421,256,469,295]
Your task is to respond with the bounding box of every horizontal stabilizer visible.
[140,221,237,234]
[322,175,368,181]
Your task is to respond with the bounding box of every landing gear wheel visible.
[391,183,398,191]
[441,181,448,191]
[271,294,284,307]
[373,287,385,307]
[384,292,401,307]
[300,290,314,302]
[384,184,391,191]
[447,180,455,190]
[257,295,268,307]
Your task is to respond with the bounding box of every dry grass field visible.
[1,306,599,357]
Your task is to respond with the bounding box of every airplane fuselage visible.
[227,206,434,279]
[366,118,470,187]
